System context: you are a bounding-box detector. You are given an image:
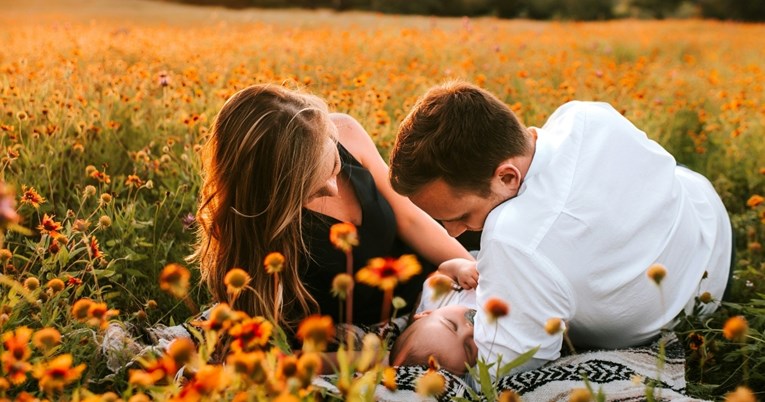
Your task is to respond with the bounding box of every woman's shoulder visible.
[330,113,377,167]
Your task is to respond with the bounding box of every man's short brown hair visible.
[389,81,530,196]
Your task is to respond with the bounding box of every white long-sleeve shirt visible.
[474,101,731,370]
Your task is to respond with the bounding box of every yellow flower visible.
[264,252,285,274]
[722,315,748,342]
[415,370,445,397]
[330,273,353,299]
[356,254,422,291]
[33,354,86,394]
[166,338,196,367]
[646,263,667,286]
[329,222,359,253]
[159,263,191,298]
[296,315,335,353]
[72,299,94,322]
[224,268,251,297]
[297,352,322,384]
[724,386,756,402]
[227,350,267,382]
[569,388,592,402]
[203,303,236,332]
[2,326,33,363]
[32,328,61,352]
[484,297,510,323]
[23,277,39,291]
[382,367,397,391]
[544,317,563,335]
[499,390,521,402]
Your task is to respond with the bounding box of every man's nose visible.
[442,221,466,237]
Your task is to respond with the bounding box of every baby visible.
[389,258,480,375]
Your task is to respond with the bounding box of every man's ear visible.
[412,311,431,321]
[493,162,522,195]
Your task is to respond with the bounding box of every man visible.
[388,81,732,371]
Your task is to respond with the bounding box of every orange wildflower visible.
[382,366,397,391]
[3,358,32,385]
[72,298,94,321]
[224,268,251,297]
[746,194,763,208]
[297,352,322,384]
[166,338,196,367]
[37,214,63,237]
[356,254,421,291]
[32,354,86,394]
[329,222,359,253]
[263,252,285,274]
[89,169,111,184]
[20,186,45,209]
[484,297,510,323]
[202,303,235,332]
[227,350,267,382]
[646,263,667,286]
[32,328,61,352]
[159,263,191,298]
[125,174,143,188]
[688,332,705,351]
[176,364,228,398]
[89,236,103,259]
[569,388,593,402]
[722,315,748,342]
[23,277,39,291]
[2,326,33,362]
[228,316,273,352]
[724,386,756,402]
[45,279,65,293]
[296,315,335,353]
[544,317,563,335]
[499,390,521,402]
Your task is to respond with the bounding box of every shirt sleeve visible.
[474,237,575,374]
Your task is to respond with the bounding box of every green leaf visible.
[497,345,540,378]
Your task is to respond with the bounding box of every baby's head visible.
[390,305,478,375]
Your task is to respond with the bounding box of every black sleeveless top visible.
[299,143,436,326]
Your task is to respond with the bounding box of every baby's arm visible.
[438,258,478,290]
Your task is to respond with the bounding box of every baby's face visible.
[409,305,478,374]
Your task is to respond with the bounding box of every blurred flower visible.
[159,263,190,298]
[698,291,712,304]
[89,236,103,259]
[89,168,111,184]
[688,332,704,351]
[264,252,285,274]
[392,296,406,310]
[297,315,335,353]
[83,185,96,198]
[646,263,667,286]
[202,303,235,332]
[2,326,33,362]
[20,186,45,209]
[356,254,421,291]
[72,299,94,321]
[227,351,267,382]
[499,390,521,402]
[98,215,112,228]
[329,222,358,253]
[330,273,353,299]
[46,278,65,293]
[382,367,397,391]
[0,248,11,263]
[125,174,143,188]
[415,370,445,397]
[484,297,510,323]
[544,317,563,335]
[181,213,196,230]
[225,268,251,298]
[569,388,592,402]
[746,194,763,208]
[100,193,112,204]
[166,337,196,367]
[32,328,61,352]
[0,182,20,229]
[428,274,454,300]
[229,316,273,352]
[32,354,86,394]
[23,277,39,291]
[722,315,748,342]
[73,218,90,232]
[724,386,756,402]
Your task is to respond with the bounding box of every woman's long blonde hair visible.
[191,84,332,331]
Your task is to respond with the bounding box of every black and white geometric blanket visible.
[314,333,709,401]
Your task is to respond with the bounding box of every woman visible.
[191,84,474,346]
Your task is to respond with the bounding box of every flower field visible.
[1,0,764,400]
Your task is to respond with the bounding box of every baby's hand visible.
[455,263,478,290]
[439,258,478,290]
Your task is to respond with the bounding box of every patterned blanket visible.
[315,333,708,401]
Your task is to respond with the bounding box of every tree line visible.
[171,0,765,22]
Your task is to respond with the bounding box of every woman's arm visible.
[330,113,474,265]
